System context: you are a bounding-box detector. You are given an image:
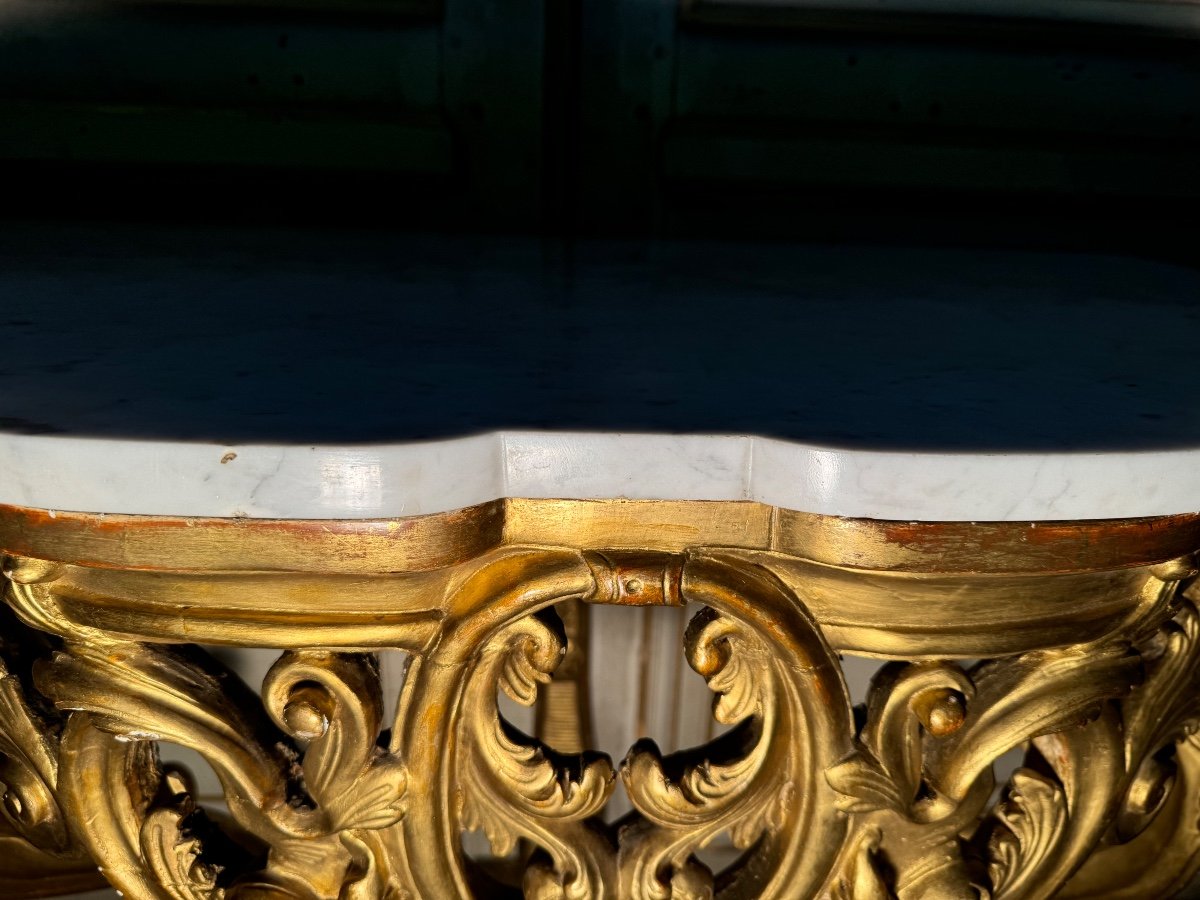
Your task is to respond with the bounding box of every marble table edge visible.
[0,431,1195,522]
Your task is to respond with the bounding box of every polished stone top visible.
[0,221,1196,520]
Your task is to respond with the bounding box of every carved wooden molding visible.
[1,500,1199,898]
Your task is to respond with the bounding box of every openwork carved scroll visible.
[0,503,1199,899]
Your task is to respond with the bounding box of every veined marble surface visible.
[0,222,1197,521]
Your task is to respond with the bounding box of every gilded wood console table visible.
[1,226,1199,899]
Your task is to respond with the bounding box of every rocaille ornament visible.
[0,498,1196,899]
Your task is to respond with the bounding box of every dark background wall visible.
[0,0,1197,262]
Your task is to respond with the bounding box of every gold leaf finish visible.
[989,770,1067,899]
[619,555,853,900]
[0,499,1197,898]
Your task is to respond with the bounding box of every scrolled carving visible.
[35,641,409,900]
[987,770,1066,899]
[139,768,223,900]
[1045,587,1200,898]
[0,642,70,852]
[828,662,975,822]
[618,612,790,899]
[1,538,1199,900]
[0,557,78,857]
[824,636,1150,898]
[0,601,104,897]
[385,549,611,898]
[263,651,408,836]
[1,557,69,638]
[828,661,988,899]
[617,554,855,900]
[458,610,616,899]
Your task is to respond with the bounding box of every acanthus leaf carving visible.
[37,641,409,900]
[1122,595,1200,772]
[826,661,987,900]
[2,543,1200,900]
[618,612,781,899]
[618,555,854,900]
[1039,588,1200,898]
[458,609,616,898]
[826,754,908,817]
[0,599,105,896]
[0,643,70,852]
[36,641,299,832]
[263,651,408,838]
[828,662,975,821]
[987,770,1067,900]
[827,637,1145,900]
[140,773,223,900]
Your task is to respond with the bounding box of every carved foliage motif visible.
[0,550,1199,899]
[0,602,102,897]
[458,610,616,900]
[39,643,408,900]
[616,556,853,900]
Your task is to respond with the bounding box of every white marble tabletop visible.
[0,221,1197,521]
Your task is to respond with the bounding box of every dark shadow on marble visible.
[0,221,1196,451]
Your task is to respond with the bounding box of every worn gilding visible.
[0,499,1197,898]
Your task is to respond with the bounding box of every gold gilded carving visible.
[385,549,607,899]
[585,551,685,607]
[37,641,408,899]
[988,770,1066,898]
[5,506,1192,659]
[0,505,1199,898]
[616,554,853,900]
[458,610,615,898]
[0,603,103,897]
